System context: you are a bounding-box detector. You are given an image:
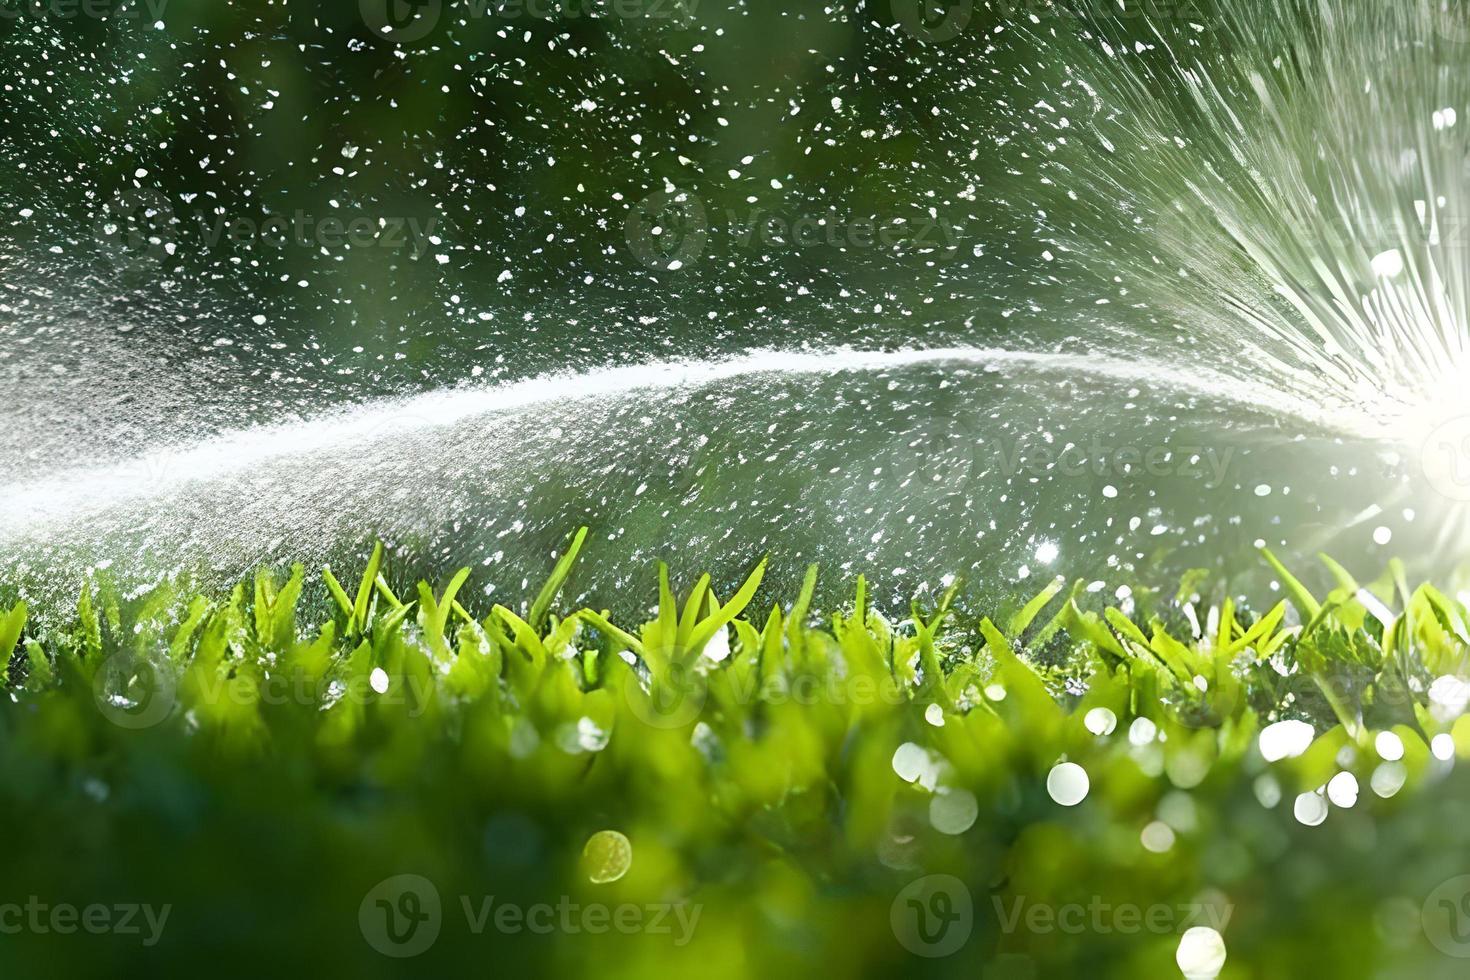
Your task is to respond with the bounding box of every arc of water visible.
[0,345,1375,542]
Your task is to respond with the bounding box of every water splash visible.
[1028,0,1470,443]
[6,2,1469,606]
[0,344,1360,542]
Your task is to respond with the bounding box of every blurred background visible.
[0,0,1455,615]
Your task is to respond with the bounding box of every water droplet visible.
[1176,926,1227,980]
[1084,707,1117,736]
[1259,719,1314,762]
[581,830,632,884]
[1293,791,1328,827]
[929,787,978,835]
[1141,820,1175,853]
[1370,248,1404,277]
[1046,762,1089,806]
[1375,730,1405,762]
[1326,771,1359,808]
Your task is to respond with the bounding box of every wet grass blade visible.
[0,601,26,687]
[528,526,588,631]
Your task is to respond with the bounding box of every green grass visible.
[2,530,1470,978]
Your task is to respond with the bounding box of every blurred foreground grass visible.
[4,530,1470,978]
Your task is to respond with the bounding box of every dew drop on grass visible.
[1084,707,1117,736]
[1433,733,1456,761]
[576,718,609,752]
[1370,248,1404,278]
[1371,763,1408,798]
[1158,791,1199,833]
[1128,717,1158,745]
[581,830,632,885]
[1429,676,1470,721]
[891,742,928,782]
[1176,926,1227,980]
[1141,820,1175,853]
[928,787,978,835]
[1253,774,1281,808]
[1326,771,1359,808]
[1293,791,1328,826]
[1258,720,1314,761]
[1046,762,1089,806]
[1374,730,1405,761]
